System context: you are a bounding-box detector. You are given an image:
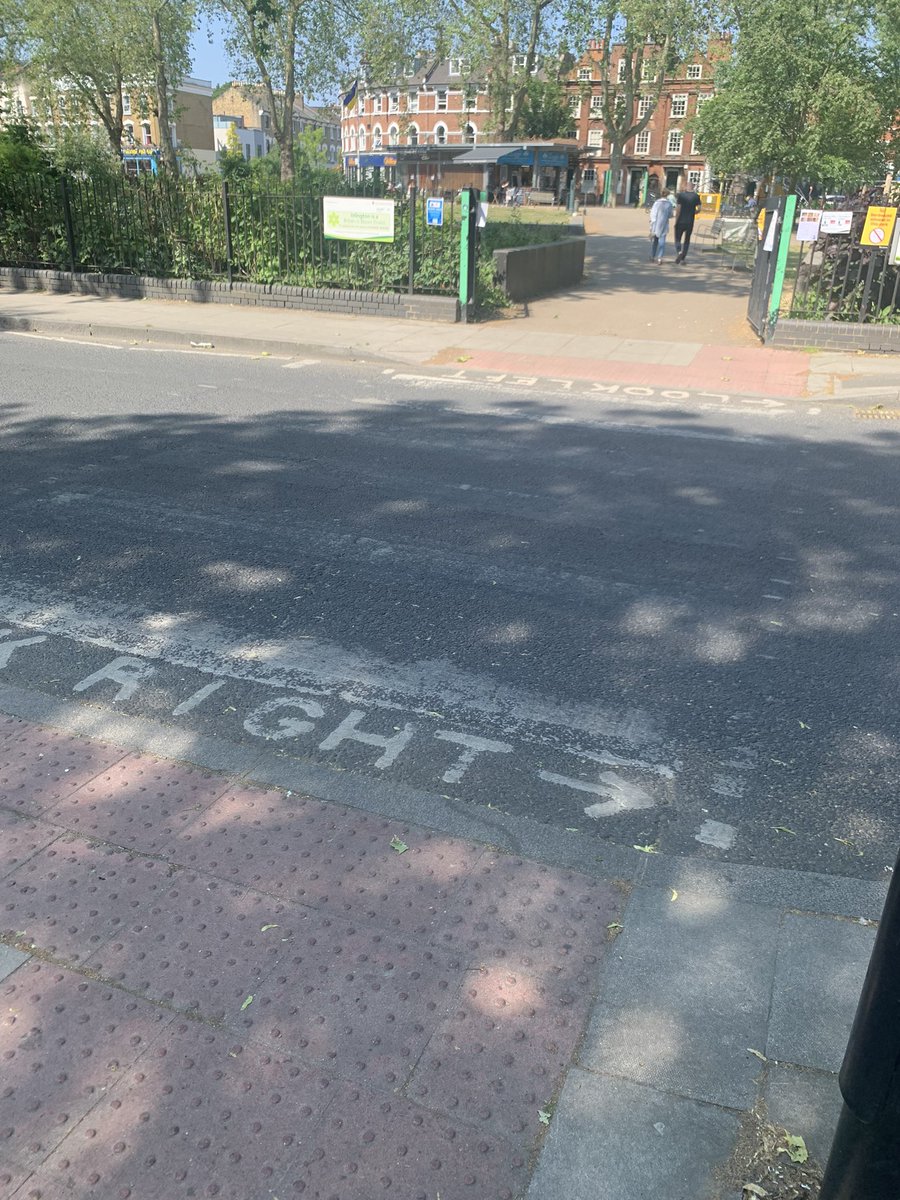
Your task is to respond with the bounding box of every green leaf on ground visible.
[240,994,254,1011]
[773,826,796,836]
[538,1108,552,1125]
[742,1185,768,1197]
[390,837,409,854]
[607,921,623,934]
[747,1048,768,1062]
[260,924,278,932]
[779,1133,808,1163]
[633,843,659,854]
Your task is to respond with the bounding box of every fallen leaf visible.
[670,889,679,902]
[742,1185,768,1197]
[774,826,796,835]
[798,721,810,729]
[390,836,409,854]
[260,924,279,933]
[747,1048,767,1062]
[240,995,254,1012]
[778,1133,808,1164]
[633,843,659,854]
[538,1108,552,1125]
[607,921,624,934]
[835,837,863,856]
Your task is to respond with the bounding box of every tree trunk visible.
[608,139,623,207]
[152,7,179,174]
[279,134,294,182]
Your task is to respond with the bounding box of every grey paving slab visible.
[580,886,780,1109]
[526,1069,740,1200]
[767,913,875,1073]
[765,1063,843,1164]
[0,944,29,983]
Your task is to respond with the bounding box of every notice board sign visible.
[323,197,395,242]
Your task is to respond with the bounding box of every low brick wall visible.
[492,237,586,302]
[0,267,460,323]
[768,317,900,354]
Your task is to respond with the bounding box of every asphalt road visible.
[1,331,898,880]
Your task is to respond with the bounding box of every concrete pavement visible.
[0,707,882,1200]
[3,204,900,403]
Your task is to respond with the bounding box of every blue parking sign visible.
[426,197,444,227]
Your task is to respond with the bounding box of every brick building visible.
[566,40,728,205]
[343,43,726,203]
[4,75,216,172]
[213,84,341,167]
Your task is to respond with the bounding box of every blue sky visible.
[190,19,231,85]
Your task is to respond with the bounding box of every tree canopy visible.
[692,0,898,187]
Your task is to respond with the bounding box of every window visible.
[569,97,582,119]
[640,60,657,82]
[686,64,702,80]
[688,169,703,188]
[373,93,383,112]
[670,94,688,119]
[463,87,477,110]
[577,67,591,81]
[696,93,712,111]
[244,145,251,161]
[587,129,603,149]
[408,90,419,112]
[141,122,152,146]
[616,59,627,82]
[124,122,134,142]
[637,95,653,119]
[372,124,382,148]
[582,167,597,185]
[260,111,270,130]
[436,88,448,111]
[358,125,366,150]
[434,122,447,144]
[666,130,683,154]
[387,123,399,144]
[691,134,702,154]
[122,93,131,115]
[389,91,399,112]
[256,143,262,157]
[448,58,463,75]
[589,94,602,114]
[512,53,527,69]
[464,122,476,144]
[408,124,419,145]
[635,129,650,155]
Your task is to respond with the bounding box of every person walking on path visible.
[648,190,674,264]
[674,186,702,263]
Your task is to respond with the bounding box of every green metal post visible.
[768,193,798,323]
[458,187,477,323]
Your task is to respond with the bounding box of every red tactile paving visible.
[23,1021,340,1200]
[45,755,230,854]
[408,966,595,1141]
[85,872,304,1021]
[235,920,466,1091]
[276,1084,529,1200]
[0,726,128,815]
[433,856,619,984]
[170,787,482,933]
[0,839,177,963]
[0,961,172,1173]
[0,810,59,882]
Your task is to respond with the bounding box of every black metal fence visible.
[0,172,460,295]
[785,206,900,325]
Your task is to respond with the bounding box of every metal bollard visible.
[820,847,900,1199]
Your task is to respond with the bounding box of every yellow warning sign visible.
[859,206,897,247]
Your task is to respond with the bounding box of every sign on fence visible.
[426,197,444,227]
[860,206,897,247]
[699,192,721,219]
[323,197,395,243]
[891,219,900,267]
[820,211,853,234]
[796,209,823,241]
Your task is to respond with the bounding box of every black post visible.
[221,180,234,289]
[820,845,900,1199]
[408,183,416,295]
[59,175,77,273]
[858,252,879,323]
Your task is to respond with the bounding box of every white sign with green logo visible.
[323,197,395,243]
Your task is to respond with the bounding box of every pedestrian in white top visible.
[648,190,674,264]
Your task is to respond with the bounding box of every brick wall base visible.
[0,267,460,323]
[767,317,900,354]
